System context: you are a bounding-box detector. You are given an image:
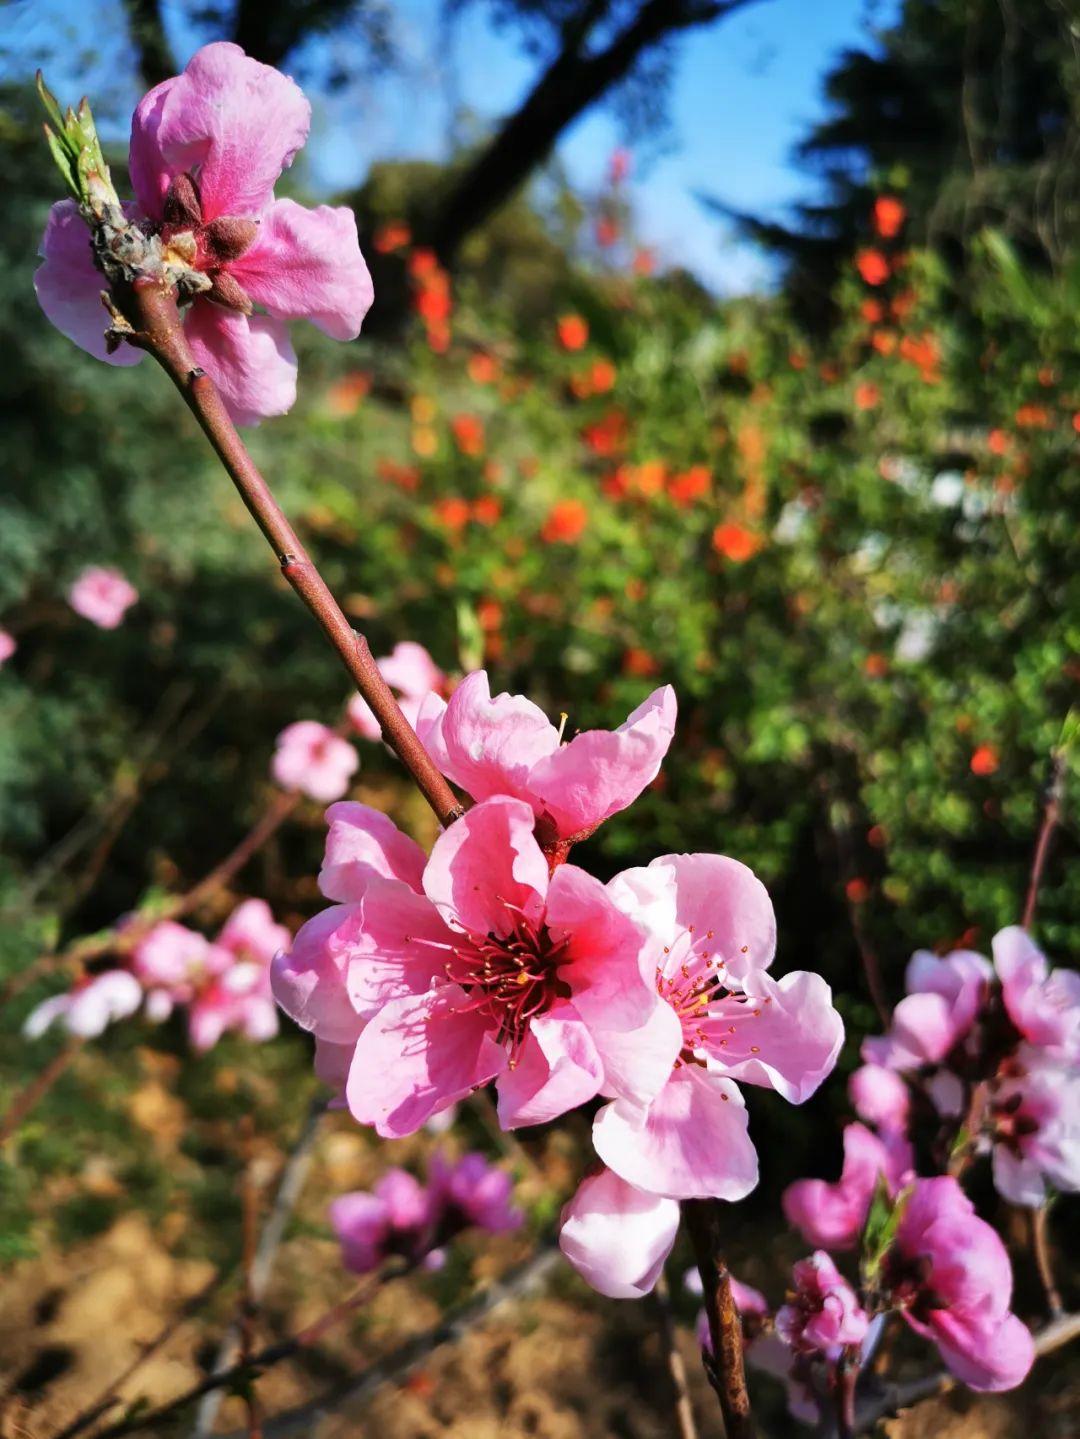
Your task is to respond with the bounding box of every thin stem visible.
[239,1117,264,1439]
[0,1036,82,1146]
[946,1080,989,1179]
[1033,1204,1064,1320]
[834,1346,858,1439]
[1023,748,1066,930]
[88,1263,411,1439]
[123,278,463,830]
[682,1200,755,1439]
[653,1274,699,1439]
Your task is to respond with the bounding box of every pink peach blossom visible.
[775,1251,869,1356]
[883,1175,1034,1391]
[416,670,676,842]
[783,1122,912,1250]
[273,797,679,1137]
[23,969,142,1040]
[348,642,447,741]
[272,721,358,802]
[988,1050,1080,1207]
[0,629,15,666]
[429,1151,523,1235]
[993,926,1080,1061]
[558,1167,680,1299]
[862,946,992,1071]
[67,566,139,629]
[35,43,373,426]
[589,854,843,1201]
[330,1169,433,1273]
[849,1063,910,1135]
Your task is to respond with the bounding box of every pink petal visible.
[495,1007,603,1128]
[849,1064,911,1133]
[229,198,373,341]
[862,991,958,1069]
[34,201,144,367]
[128,41,310,220]
[328,1191,390,1273]
[528,685,676,836]
[377,642,445,700]
[781,1123,887,1250]
[320,802,427,900]
[907,1309,1034,1393]
[270,904,366,1044]
[428,671,560,803]
[347,875,456,1016]
[423,796,548,937]
[345,984,505,1138]
[558,1168,680,1299]
[593,1068,758,1201]
[702,969,844,1103]
[184,301,297,427]
[217,898,289,963]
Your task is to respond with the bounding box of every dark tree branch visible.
[427,0,767,260]
[122,0,176,89]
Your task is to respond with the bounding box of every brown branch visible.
[653,1275,699,1439]
[1032,1204,1064,1320]
[1022,747,1067,930]
[0,1036,83,1147]
[682,1200,756,1439]
[3,787,302,1009]
[122,279,463,831]
[853,1310,1080,1433]
[239,1118,264,1439]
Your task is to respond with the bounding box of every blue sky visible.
[7,0,900,292]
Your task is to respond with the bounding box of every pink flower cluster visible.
[35,44,373,426]
[272,674,844,1295]
[272,721,358,803]
[329,1150,521,1274]
[349,642,449,741]
[67,566,139,629]
[858,927,1080,1206]
[24,899,289,1052]
[134,900,288,1049]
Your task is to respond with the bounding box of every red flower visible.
[451,413,485,457]
[590,358,617,393]
[845,878,871,904]
[711,523,762,563]
[541,499,588,544]
[970,745,1000,777]
[595,216,620,248]
[854,381,881,411]
[471,495,501,526]
[856,249,890,286]
[373,221,411,254]
[325,370,371,416]
[557,314,589,351]
[467,352,499,385]
[433,497,470,532]
[872,196,906,239]
[667,465,710,507]
[632,247,656,277]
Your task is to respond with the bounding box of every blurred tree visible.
[706,0,1080,324]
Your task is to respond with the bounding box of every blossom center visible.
[655,927,765,1067]
[443,908,573,1063]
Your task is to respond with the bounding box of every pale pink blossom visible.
[272,721,358,802]
[67,566,139,629]
[416,670,676,843]
[589,854,843,1201]
[348,642,448,741]
[35,43,373,426]
[429,1152,523,1235]
[775,1252,869,1356]
[783,1122,912,1251]
[0,629,15,666]
[989,1050,1080,1207]
[23,969,142,1040]
[882,1176,1034,1391]
[330,1151,519,1274]
[849,1063,910,1135]
[330,1169,433,1273]
[558,1167,680,1299]
[993,926,1080,1061]
[273,797,679,1137]
[862,946,992,1071]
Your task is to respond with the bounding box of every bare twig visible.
[0,1036,83,1146]
[191,1101,325,1436]
[682,1200,755,1439]
[222,1246,562,1439]
[238,1118,264,1439]
[1032,1204,1064,1320]
[653,1275,699,1439]
[853,1310,1080,1432]
[123,278,463,831]
[1022,747,1067,930]
[51,1271,227,1439]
